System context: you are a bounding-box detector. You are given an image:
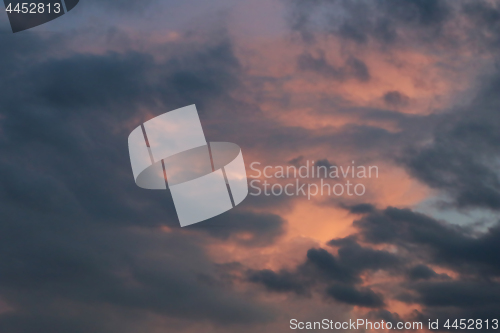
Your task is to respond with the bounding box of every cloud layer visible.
[1,0,500,332]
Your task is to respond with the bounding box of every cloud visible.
[407,264,439,281]
[287,0,454,45]
[304,248,360,284]
[382,0,451,27]
[327,237,401,273]
[0,27,282,332]
[461,1,500,49]
[409,281,500,308]
[401,73,500,210]
[354,207,500,275]
[247,237,399,308]
[248,202,500,316]
[383,91,410,108]
[247,269,308,295]
[326,284,385,308]
[345,205,500,320]
[297,51,370,81]
[2,0,500,331]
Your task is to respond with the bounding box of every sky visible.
[1,0,500,332]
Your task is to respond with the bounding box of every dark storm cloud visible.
[0,27,65,73]
[247,255,388,308]
[0,226,274,331]
[326,284,385,308]
[287,0,454,45]
[0,29,281,332]
[0,31,257,229]
[247,269,309,295]
[247,238,399,308]
[408,264,439,281]
[338,205,500,322]
[248,247,360,290]
[391,280,500,329]
[353,207,500,276]
[409,281,500,308]
[248,202,500,314]
[305,248,360,284]
[327,237,400,273]
[401,72,500,211]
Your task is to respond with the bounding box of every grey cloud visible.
[383,91,410,108]
[305,248,360,284]
[408,265,439,281]
[298,52,370,81]
[327,237,401,273]
[247,269,309,295]
[410,281,500,308]
[287,0,454,45]
[382,0,451,27]
[247,240,399,308]
[354,207,500,276]
[401,73,500,211]
[343,205,500,323]
[462,1,500,48]
[249,203,500,316]
[326,284,385,308]
[315,159,335,169]
[0,28,280,332]
[2,0,500,330]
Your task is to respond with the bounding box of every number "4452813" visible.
[6,3,61,14]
